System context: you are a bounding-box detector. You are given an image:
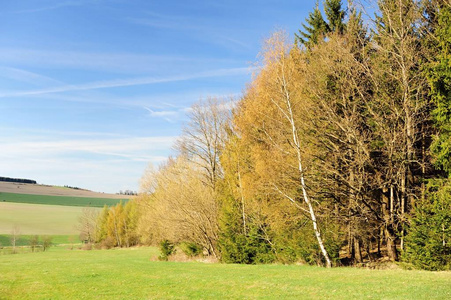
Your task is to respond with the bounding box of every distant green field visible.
[0,192,128,207]
[0,247,450,299]
[0,202,98,235]
[0,234,79,247]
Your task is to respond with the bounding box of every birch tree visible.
[236,32,333,267]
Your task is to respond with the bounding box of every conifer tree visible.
[295,2,329,47]
[295,0,346,47]
[405,1,451,270]
[429,1,451,173]
[324,0,345,33]
[405,180,451,270]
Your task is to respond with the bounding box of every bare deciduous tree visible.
[76,207,99,244]
[176,97,232,190]
[10,226,20,254]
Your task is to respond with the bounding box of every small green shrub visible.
[158,240,175,261]
[180,242,202,257]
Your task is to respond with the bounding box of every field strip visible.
[0,191,127,207]
[0,181,127,199]
[0,202,99,235]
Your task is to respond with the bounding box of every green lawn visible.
[0,247,450,299]
[0,202,98,235]
[0,192,128,207]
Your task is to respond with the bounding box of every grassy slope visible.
[0,192,127,207]
[1,247,450,299]
[0,202,98,235]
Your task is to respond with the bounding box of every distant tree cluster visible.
[77,202,139,249]
[64,185,83,190]
[81,0,451,270]
[7,229,52,254]
[0,176,36,184]
[118,190,137,196]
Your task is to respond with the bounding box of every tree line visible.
[86,0,451,270]
[0,177,36,184]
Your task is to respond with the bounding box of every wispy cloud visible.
[0,66,63,86]
[128,11,199,31]
[0,48,241,73]
[0,136,176,162]
[0,127,128,138]
[0,67,255,98]
[143,106,180,123]
[0,134,176,192]
[128,12,253,51]
[6,1,85,14]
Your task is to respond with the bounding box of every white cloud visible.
[6,1,85,14]
[0,135,176,193]
[0,66,62,86]
[143,106,180,123]
[0,48,241,73]
[0,157,154,193]
[0,67,253,98]
[0,136,176,161]
[128,13,253,51]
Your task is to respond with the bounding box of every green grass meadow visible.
[0,190,449,299]
[0,192,128,207]
[0,202,98,235]
[0,246,450,299]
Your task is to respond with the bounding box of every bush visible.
[99,236,115,249]
[158,240,175,261]
[219,224,275,264]
[42,236,53,252]
[404,180,451,271]
[82,243,93,251]
[180,242,203,257]
[29,235,39,252]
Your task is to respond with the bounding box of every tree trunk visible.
[385,227,398,261]
[273,69,332,268]
[382,187,398,261]
[354,236,363,263]
[237,168,247,235]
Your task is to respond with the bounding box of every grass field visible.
[0,202,98,235]
[0,234,79,248]
[0,247,450,299]
[0,192,128,207]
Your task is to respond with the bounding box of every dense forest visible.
[84,0,451,270]
[0,177,37,184]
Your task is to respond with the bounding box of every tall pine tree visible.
[405,1,451,270]
[430,1,451,173]
[295,0,345,48]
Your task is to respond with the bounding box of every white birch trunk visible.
[272,63,332,268]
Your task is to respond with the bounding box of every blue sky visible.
[0,0,317,193]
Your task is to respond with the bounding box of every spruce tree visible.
[430,2,451,173]
[295,0,346,48]
[295,2,329,47]
[405,2,451,270]
[324,0,345,33]
[405,180,451,270]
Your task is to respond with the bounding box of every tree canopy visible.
[84,0,451,270]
